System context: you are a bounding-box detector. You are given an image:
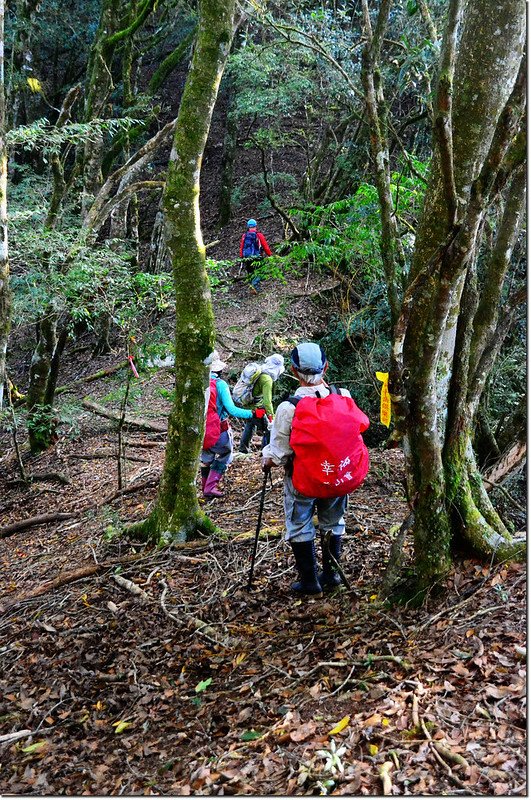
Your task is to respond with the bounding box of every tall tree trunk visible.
[81,0,120,217]
[7,0,40,129]
[389,0,526,590]
[360,0,405,327]
[132,0,236,543]
[217,83,237,227]
[0,0,9,411]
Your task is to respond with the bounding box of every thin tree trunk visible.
[0,0,9,411]
[81,0,120,218]
[26,312,57,452]
[360,0,404,328]
[217,84,237,227]
[133,0,236,543]
[7,0,40,128]
[45,84,82,230]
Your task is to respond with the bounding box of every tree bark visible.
[360,0,404,328]
[217,83,237,227]
[133,0,236,543]
[0,0,9,412]
[389,0,526,589]
[81,0,120,217]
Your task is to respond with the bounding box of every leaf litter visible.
[0,441,525,796]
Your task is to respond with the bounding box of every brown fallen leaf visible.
[290,721,317,742]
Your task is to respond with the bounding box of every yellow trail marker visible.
[376,372,391,427]
[26,77,42,93]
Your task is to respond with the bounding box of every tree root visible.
[126,508,219,545]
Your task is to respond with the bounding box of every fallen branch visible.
[123,438,163,448]
[112,573,149,601]
[56,361,128,394]
[378,761,394,796]
[0,562,111,612]
[68,453,149,463]
[420,715,474,793]
[411,693,420,728]
[414,578,489,633]
[96,474,160,506]
[159,580,234,648]
[0,729,32,746]
[82,397,167,432]
[483,440,526,488]
[0,512,76,539]
[0,476,160,542]
[432,741,468,769]
[30,472,71,485]
[289,655,410,687]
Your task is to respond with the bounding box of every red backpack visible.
[203,378,221,449]
[289,387,370,498]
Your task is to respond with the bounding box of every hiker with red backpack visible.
[262,342,370,596]
[239,218,272,294]
[201,350,265,499]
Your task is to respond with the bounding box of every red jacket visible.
[240,229,272,258]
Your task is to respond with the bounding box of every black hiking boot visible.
[319,531,343,589]
[289,541,323,596]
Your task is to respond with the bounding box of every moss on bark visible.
[137,0,235,545]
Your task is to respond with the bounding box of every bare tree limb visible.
[254,142,300,238]
[88,180,164,234]
[82,397,167,432]
[82,119,176,233]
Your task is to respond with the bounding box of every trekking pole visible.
[246,467,271,591]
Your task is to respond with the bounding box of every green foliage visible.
[7,117,142,156]
[27,403,55,451]
[206,258,232,290]
[488,321,526,425]
[10,175,175,346]
[291,189,382,277]
[156,387,176,403]
[229,43,317,120]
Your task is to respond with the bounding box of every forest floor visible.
[0,270,526,796]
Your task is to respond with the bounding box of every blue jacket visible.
[211,374,253,421]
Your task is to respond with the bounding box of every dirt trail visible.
[0,276,526,796]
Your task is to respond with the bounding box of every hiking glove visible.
[253,408,266,420]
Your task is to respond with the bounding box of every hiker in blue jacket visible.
[201,350,264,498]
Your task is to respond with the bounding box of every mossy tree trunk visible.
[360,0,405,328]
[133,0,236,543]
[0,0,10,411]
[7,0,40,128]
[81,0,120,217]
[217,82,237,228]
[388,0,526,589]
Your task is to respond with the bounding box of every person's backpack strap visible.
[289,386,338,405]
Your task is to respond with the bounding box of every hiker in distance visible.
[239,218,272,294]
[201,350,265,499]
[262,343,370,596]
[236,353,286,454]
